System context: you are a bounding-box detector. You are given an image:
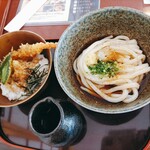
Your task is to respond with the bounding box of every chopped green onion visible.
[88,60,119,78]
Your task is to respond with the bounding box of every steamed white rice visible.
[0,54,49,101]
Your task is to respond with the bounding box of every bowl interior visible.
[0,30,52,107]
[54,7,150,114]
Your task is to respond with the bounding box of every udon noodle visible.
[73,35,150,103]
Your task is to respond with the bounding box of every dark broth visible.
[31,101,61,134]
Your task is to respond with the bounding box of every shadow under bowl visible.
[54,7,150,114]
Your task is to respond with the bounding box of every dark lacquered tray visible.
[0,54,150,150]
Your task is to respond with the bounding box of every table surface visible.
[0,0,150,150]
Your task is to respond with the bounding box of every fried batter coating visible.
[10,42,57,86]
[12,42,57,60]
[11,57,40,87]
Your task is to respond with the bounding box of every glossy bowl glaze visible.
[29,97,86,147]
[54,7,150,114]
[0,30,52,107]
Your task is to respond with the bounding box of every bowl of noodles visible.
[0,30,56,107]
[54,7,150,114]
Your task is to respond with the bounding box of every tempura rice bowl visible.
[0,30,52,107]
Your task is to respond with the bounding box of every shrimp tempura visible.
[12,42,57,60]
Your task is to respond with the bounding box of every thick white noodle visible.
[73,35,150,103]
